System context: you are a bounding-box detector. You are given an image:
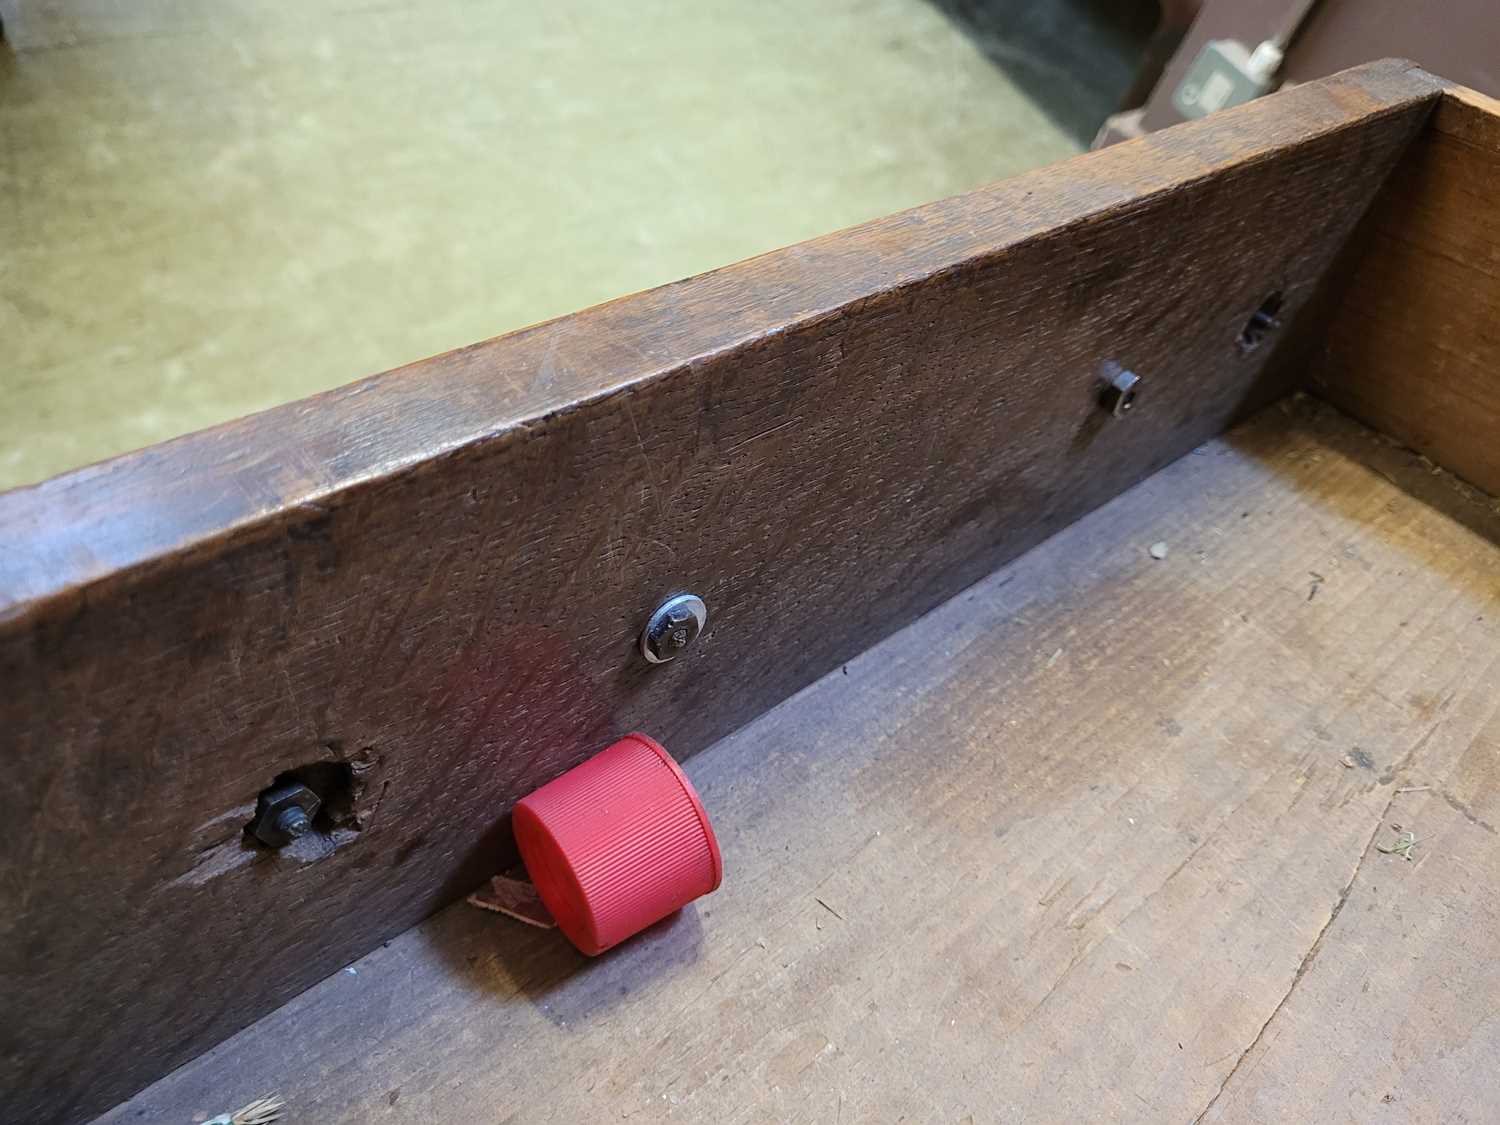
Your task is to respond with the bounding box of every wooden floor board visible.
[1209,667,1500,1121]
[97,399,1500,1124]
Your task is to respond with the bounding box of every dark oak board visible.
[0,61,1440,1123]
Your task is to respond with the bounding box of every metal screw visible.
[641,593,707,664]
[274,806,311,839]
[249,781,322,848]
[1098,360,1141,418]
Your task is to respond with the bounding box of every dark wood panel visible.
[0,61,1439,1124]
[97,400,1500,1125]
[1311,87,1500,496]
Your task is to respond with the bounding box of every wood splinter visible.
[466,873,557,930]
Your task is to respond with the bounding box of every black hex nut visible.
[250,781,322,848]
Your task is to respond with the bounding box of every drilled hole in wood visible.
[245,759,364,851]
[281,760,358,833]
[1238,290,1284,352]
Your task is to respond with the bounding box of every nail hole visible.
[1238,291,1284,352]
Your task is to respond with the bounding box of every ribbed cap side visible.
[514,734,721,955]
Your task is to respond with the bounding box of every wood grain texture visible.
[0,62,1440,1123]
[96,400,1500,1125]
[1207,722,1500,1122]
[1312,86,1500,496]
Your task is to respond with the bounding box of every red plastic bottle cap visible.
[513,733,722,956]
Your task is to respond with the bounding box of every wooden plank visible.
[0,62,1440,1123]
[95,399,1500,1124]
[1312,86,1500,496]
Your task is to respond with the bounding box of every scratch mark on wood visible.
[814,897,845,922]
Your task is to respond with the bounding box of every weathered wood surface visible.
[0,63,1440,1123]
[97,400,1500,1124]
[1313,86,1500,496]
[1207,730,1500,1121]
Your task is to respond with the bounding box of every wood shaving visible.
[204,1095,285,1125]
[467,874,556,929]
[1376,829,1418,861]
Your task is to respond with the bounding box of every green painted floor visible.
[0,0,1077,490]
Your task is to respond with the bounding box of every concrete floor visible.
[0,0,1077,490]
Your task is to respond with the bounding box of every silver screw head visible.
[641,593,707,664]
[1098,360,1141,418]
